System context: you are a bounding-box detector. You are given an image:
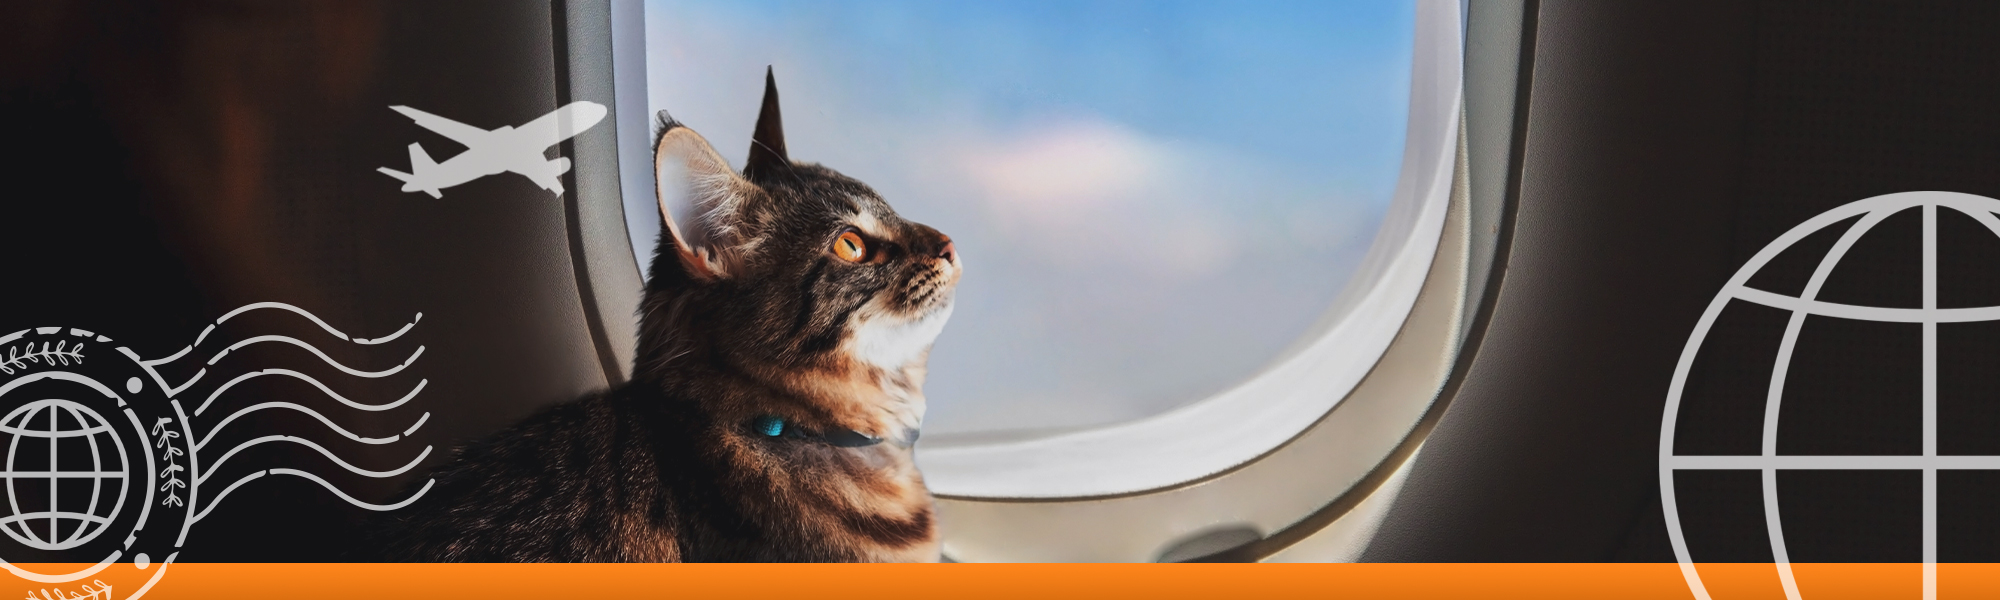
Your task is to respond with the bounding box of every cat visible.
[379,68,959,562]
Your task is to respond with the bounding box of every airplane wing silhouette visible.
[501,103,604,194]
[389,105,492,147]
[508,156,571,194]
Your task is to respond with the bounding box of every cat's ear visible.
[653,112,755,281]
[742,66,789,182]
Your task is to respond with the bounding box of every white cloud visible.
[958,119,1162,215]
[935,117,1263,279]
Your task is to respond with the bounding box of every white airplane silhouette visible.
[377,101,608,198]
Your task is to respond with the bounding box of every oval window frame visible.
[575,0,1499,561]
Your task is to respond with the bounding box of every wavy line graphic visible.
[198,436,432,485]
[194,469,434,525]
[194,369,426,416]
[194,402,427,451]
[204,336,422,378]
[112,301,439,547]
[158,303,422,365]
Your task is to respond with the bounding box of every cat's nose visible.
[908,224,956,264]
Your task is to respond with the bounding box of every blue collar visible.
[750,415,905,448]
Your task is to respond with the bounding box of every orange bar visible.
[12,563,2000,600]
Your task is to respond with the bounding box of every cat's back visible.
[380,387,686,562]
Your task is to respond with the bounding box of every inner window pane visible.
[639,0,1416,434]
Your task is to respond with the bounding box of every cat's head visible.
[637,69,959,433]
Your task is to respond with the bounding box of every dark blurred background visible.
[0,2,618,560]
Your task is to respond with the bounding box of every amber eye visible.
[833,230,867,262]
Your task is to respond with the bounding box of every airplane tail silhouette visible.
[376,143,444,198]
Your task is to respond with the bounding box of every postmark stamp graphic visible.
[0,304,432,598]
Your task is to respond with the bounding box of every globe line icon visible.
[0,399,129,552]
[1660,191,2000,600]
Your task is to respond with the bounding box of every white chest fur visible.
[846,301,954,371]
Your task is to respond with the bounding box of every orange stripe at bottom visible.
[11,562,2000,600]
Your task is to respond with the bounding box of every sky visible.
[640,0,1416,435]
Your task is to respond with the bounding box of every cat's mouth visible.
[898,258,958,314]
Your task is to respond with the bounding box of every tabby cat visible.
[382,69,959,562]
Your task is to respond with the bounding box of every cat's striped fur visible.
[382,69,957,562]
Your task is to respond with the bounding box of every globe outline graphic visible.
[1660,191,2000,600]
[0,398,129,552]
[0,363,158,586]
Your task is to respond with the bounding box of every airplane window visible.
[619,0,1419,437]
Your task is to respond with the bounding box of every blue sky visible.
[642,0,1416,433]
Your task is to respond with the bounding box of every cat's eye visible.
[832,230,867,263]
